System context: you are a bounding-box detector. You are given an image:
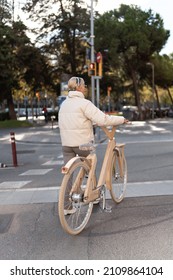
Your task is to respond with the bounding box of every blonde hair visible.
[68,77,85,91]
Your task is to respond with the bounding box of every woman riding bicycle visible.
[59,76,128,164]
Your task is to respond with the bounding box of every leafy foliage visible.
[1,1,173,120]
[0,2,53,119]
[23,0,90,75]
[94,4,170,118]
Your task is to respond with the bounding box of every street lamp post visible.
[147,62,155,119]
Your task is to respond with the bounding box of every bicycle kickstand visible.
[99,185,112,213]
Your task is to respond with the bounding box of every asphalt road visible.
[0,119,173,260]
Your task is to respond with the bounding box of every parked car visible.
[168,106,173,117]
[122,105,139,121]
[57,95,67,108]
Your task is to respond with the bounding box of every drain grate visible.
[0,214,14,234]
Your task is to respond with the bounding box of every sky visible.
[91,0,172,55]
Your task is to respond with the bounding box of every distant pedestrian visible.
[43,106,48,123]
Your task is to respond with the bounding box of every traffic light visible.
[96,52,103,77]
[88,62,96,76]
[98,57,103,77]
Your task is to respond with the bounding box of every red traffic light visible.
[88,63,96,76]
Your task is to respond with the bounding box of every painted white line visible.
[57,154,63,159]
[128,180,173,185]
[100,139,173,145]
[0,181,31,189]
[126,180,173,198]
[0,186,60,193]
[19,169,53,175]
[0,180,173,205]
[42,160,63,165]
[125,139,173,144]
[0,180,173,194]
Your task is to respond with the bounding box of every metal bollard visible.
[10,132,18,167]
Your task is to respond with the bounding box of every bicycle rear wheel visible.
[58,160,93,235]
[109,151,127,203]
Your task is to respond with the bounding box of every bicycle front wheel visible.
[58,160,93,235]
[109,151,127,203]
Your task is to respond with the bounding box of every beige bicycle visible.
[58,126,127,235]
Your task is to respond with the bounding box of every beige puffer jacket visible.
[59,91,125,147]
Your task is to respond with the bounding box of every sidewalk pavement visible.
[0,180,173,206]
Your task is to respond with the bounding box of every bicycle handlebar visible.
[99,121,132,140]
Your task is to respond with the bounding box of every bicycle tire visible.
[58,159,94,235]
[109,151,127,203]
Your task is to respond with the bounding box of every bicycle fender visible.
[61,156,91,174]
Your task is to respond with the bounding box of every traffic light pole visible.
[90,1,102,140]
[96,76,101,108]
[90,0,95,104]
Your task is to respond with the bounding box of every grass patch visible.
[0,120,33,129]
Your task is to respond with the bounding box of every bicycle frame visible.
[85,127,125,196]
[61,126,125,203]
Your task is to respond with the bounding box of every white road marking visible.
[0,181,31,189]
[19,169,53,175]
[42,160,63,165]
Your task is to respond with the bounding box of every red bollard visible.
[10,132,18,167]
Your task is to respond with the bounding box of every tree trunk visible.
[167,87,173,105]
[7,91,17,120]
[131,70,142,120]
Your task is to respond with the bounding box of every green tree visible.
[150,54,173,105]
[95,4,170,119]
[23,0,90,76]
[0,0,11,23]
[0,2,53,119]
[0,20,32,119]
[18,45,53,94]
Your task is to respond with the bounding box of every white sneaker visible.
[64,208,77,216]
